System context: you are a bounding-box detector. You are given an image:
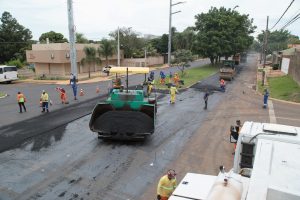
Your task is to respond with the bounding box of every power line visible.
[270,0,295,30]
[280,12,300,30]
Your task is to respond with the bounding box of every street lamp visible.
[168,0,185,67]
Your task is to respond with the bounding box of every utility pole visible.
[168,0,184,67]
[144,47,147,67]
[117,27,120,66]
[67,0,77,77]
[168,0,172,67]
[262,16,269,86]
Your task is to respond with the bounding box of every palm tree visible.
[81,46,101,78]
[98,39,114,66]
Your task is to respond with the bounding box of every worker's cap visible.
[167,169,176,178]
[42,90,45,93]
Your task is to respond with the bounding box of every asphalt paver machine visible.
[89,67,157,140]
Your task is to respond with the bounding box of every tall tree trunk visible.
[209,57,214,64]
[106,56,108,66]
[88,64,91,78]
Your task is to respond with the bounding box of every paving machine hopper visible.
[89,67,156,140]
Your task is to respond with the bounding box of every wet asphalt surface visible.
[0,87,222,200]
[0,61,226,200]
[0,57,276,200]
[0,60,209,127]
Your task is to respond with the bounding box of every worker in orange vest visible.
[157,169,177,200]
[56,87,68,104]
[173,73,180,87]
[17,91,27,113]
[220,79,226,92]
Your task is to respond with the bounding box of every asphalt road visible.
[1,55,300,200]
[0,59,210,127]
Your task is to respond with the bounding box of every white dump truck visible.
[169,121,300,200]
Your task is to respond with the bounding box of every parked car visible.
[102,65,113,73]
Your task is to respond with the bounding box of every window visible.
[4,67,17,72]
[0,68,3,74]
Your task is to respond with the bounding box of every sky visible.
[0,0,299,41]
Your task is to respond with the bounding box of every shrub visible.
[5,59,24,68]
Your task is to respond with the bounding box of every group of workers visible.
[16,73,79,113]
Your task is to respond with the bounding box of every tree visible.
[98,39,115,66]
[172,49,194,75]
[150,34,169,54]
[0,11,33,64]
[288,34,300,44]
[257,30,300,54]
[173,27,196,52]
[76,33,89,43]
[39,31,68,43]
[109,27,145,58]
[81,46,101,78]
[194,7,255,64]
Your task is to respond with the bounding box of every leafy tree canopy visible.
[76,33,89,43]
[39,31,68,43]
[172,49,194,75]
[109,27,145,58]
[257,30,300,54]
[194,7,256,64]
[0,11,32,63]
[98,39,115,65]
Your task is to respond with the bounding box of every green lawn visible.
[155,64,218,89]
[268,75,300,102]
[0,92,6,98]
[258,75,300,103]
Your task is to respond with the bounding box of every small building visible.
[26,43,122,76]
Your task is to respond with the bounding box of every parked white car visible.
[102,65,113,73]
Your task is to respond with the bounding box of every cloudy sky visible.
[1,0,299,41]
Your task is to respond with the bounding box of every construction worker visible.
[157,169,177,200]
[70,73,77,100]
[231,120,242,154]
[56,87,67,104]
[220,79,226,92]
[203,89,209,110]
[40,90,50,113]
[149,71,155,82]
[17,91,27,113]
[168,72,173,83]
[263,88,269,108]
[169,85,178,104]
[173,73,180,87]
[113,78,122,89]
[160,71,166,84]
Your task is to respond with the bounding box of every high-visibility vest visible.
[157,175,177,198]
[17,93,25,103]
[170,86,178,95]
[40,93,49,102]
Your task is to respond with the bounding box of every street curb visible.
[255,84,300,105]
[0,93,8,99]
[269,97,300,105]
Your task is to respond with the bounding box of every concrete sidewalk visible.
[17,64,171,85]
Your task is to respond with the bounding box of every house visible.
[26,43,122,77]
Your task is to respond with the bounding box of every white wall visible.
[281,58,290,74]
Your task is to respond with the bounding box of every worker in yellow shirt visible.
[169,85,179,104]
[40,90,50,113]
[157,169,177,200]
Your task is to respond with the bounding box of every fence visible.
[121,56,164,67]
